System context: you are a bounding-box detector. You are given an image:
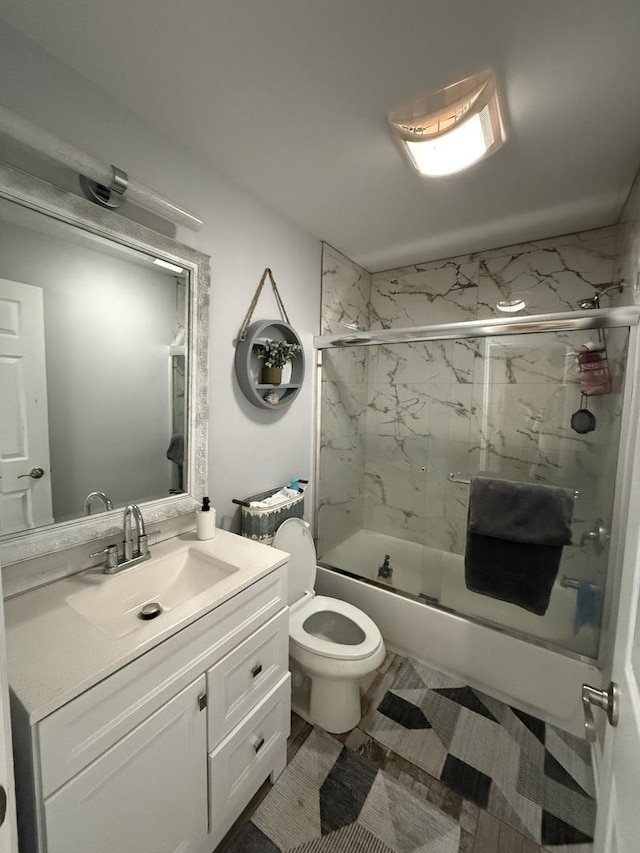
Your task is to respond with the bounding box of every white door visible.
[0,564,19,853]
[592,329,640,851]
[0,279,53,533]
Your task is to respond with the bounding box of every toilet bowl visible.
[273,518,385,733]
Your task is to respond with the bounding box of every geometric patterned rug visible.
[225,727,460,852]
[363,657,596,851]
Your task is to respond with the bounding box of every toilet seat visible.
[274,518,386,733]
[289,595,383,661]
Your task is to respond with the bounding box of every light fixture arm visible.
[80,165,129,210]
[0,105,203,231]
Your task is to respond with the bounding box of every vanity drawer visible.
[38,567,286,797]
[207,607,288,749]
[209,674,290,847]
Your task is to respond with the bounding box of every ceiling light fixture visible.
[153,258,185,274]
[389,70,505,177]
[496,297,526,313]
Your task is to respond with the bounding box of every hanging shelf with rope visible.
[234,268,305,409]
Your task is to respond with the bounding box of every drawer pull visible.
[253,736,265,754]
[251,664,263,679]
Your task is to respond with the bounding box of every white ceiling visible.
[2,0,640,271]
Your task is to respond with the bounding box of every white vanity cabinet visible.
[44,675,209,853]
[11,565,290,853]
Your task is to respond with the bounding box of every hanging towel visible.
[573,580,602,634]
[464,476,574,615]
[166,433,184,466]
[166,433,185,490]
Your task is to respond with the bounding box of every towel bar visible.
[561,575,601,591]
[447,472,579,500]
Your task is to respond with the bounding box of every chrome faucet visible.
[90,503,151,574]
[123,503,148,561]
[84,491,114,515]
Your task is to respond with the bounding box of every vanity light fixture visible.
[389,70,505,177]
[0,105,203,230]
[153,258,185,274]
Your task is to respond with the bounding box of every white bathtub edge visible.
[317,566,601,738]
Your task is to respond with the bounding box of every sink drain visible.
[138,602,163,621]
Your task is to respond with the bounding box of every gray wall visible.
[0,215,177,520]
[0,22,321,533]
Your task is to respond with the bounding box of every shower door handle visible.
[582,681,618,742]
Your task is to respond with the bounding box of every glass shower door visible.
[316,323,630,660]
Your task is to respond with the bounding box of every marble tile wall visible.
[317,245,371,557]
[363,228,624,577]
[370,225,621,329]
[320,242,372,335]
[319,228,629,614]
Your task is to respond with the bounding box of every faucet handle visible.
[138,534,149,558]
[90,544,119,570]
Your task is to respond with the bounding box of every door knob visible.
[18,467,45,479]
[0,784,7,827]
[582,681,619,742]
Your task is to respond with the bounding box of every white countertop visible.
[5,531,289,723]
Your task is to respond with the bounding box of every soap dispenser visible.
[377,554,393,585]
[196,496,216,540]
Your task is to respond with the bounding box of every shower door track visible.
[314,305,640,349]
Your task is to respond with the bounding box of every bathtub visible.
[317,528,600,737]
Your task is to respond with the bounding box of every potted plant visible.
[254,339,302,385]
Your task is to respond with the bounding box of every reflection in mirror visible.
[0,198,189,536]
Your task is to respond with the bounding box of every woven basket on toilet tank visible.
[234,487,304,544]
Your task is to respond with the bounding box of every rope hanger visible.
[238,268,292,341]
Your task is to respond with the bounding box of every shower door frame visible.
[314,305,640,664]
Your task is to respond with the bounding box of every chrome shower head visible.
[577,281,625,310]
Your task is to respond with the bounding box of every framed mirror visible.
[0,163,209,566]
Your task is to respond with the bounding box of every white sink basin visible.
[66,547,238,639]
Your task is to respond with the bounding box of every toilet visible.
[273,518,386,733]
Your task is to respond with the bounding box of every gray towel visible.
[166,434,184,491]
[468,476,573,546]
[464,476,574,616]
[166,433,184,466]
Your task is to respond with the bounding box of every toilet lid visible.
[272,518,317,606]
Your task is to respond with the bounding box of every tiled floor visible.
[217,652,574,853]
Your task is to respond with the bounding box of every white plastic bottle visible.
[196,496,216,540]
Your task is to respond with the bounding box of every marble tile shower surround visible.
[318,227,628,654]
[362,333,622,570]
[318,245,372,555]
[317,349,367,557]
[369,225,621,330]
[320,242,372,335]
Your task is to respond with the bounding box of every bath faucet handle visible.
[580,518,609,554]
[90,544,119,571]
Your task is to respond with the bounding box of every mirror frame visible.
[0,162,210,566]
